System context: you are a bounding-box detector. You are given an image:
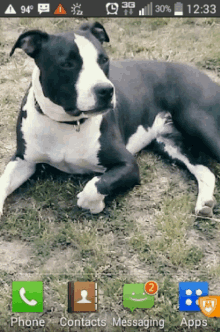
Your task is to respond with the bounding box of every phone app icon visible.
[123,283,157,312]
[12,281,43,312]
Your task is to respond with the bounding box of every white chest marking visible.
[21,87,106,174]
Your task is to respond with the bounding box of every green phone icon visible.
[12,281,43,312]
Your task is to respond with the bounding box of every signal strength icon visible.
[5,4,16,14]
[139,2,153,16]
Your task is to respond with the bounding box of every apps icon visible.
[68,282,98,312]
[179,282,208,311]
[12,281,43,313]
[123,283,155,312]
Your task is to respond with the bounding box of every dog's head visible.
[10,22,115,119]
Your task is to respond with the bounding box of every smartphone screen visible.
[0,2,220,331]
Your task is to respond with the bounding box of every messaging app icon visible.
[123,283,155,312]
[12,281,43,312]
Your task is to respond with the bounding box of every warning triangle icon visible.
[5,4,16,14]
[54,4,67,15]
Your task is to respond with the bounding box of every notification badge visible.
[145,281,158,295]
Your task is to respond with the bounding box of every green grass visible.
[1,17,220,331]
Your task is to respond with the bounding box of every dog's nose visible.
[94,84,114,101]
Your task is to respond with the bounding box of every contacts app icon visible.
[68,282,98,312]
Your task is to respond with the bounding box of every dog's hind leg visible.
[0,156,36,217]
[172,106,220,163]
[154,125,216,217]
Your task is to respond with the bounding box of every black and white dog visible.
[0,22,219,217]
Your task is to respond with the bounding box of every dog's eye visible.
[61,61,75,69]
[99,56,109,65]
[102,57,108,63]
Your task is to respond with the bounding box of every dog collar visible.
[59,118,87,132]
[34,95,86,132]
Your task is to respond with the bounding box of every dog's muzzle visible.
[65,84,115,117]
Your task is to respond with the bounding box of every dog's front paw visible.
[77,177,105,214]
[195,197,216,217]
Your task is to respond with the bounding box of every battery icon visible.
[174,2,183,16]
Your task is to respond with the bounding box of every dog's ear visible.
[10,30,49,58]
[78,22,110,44]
